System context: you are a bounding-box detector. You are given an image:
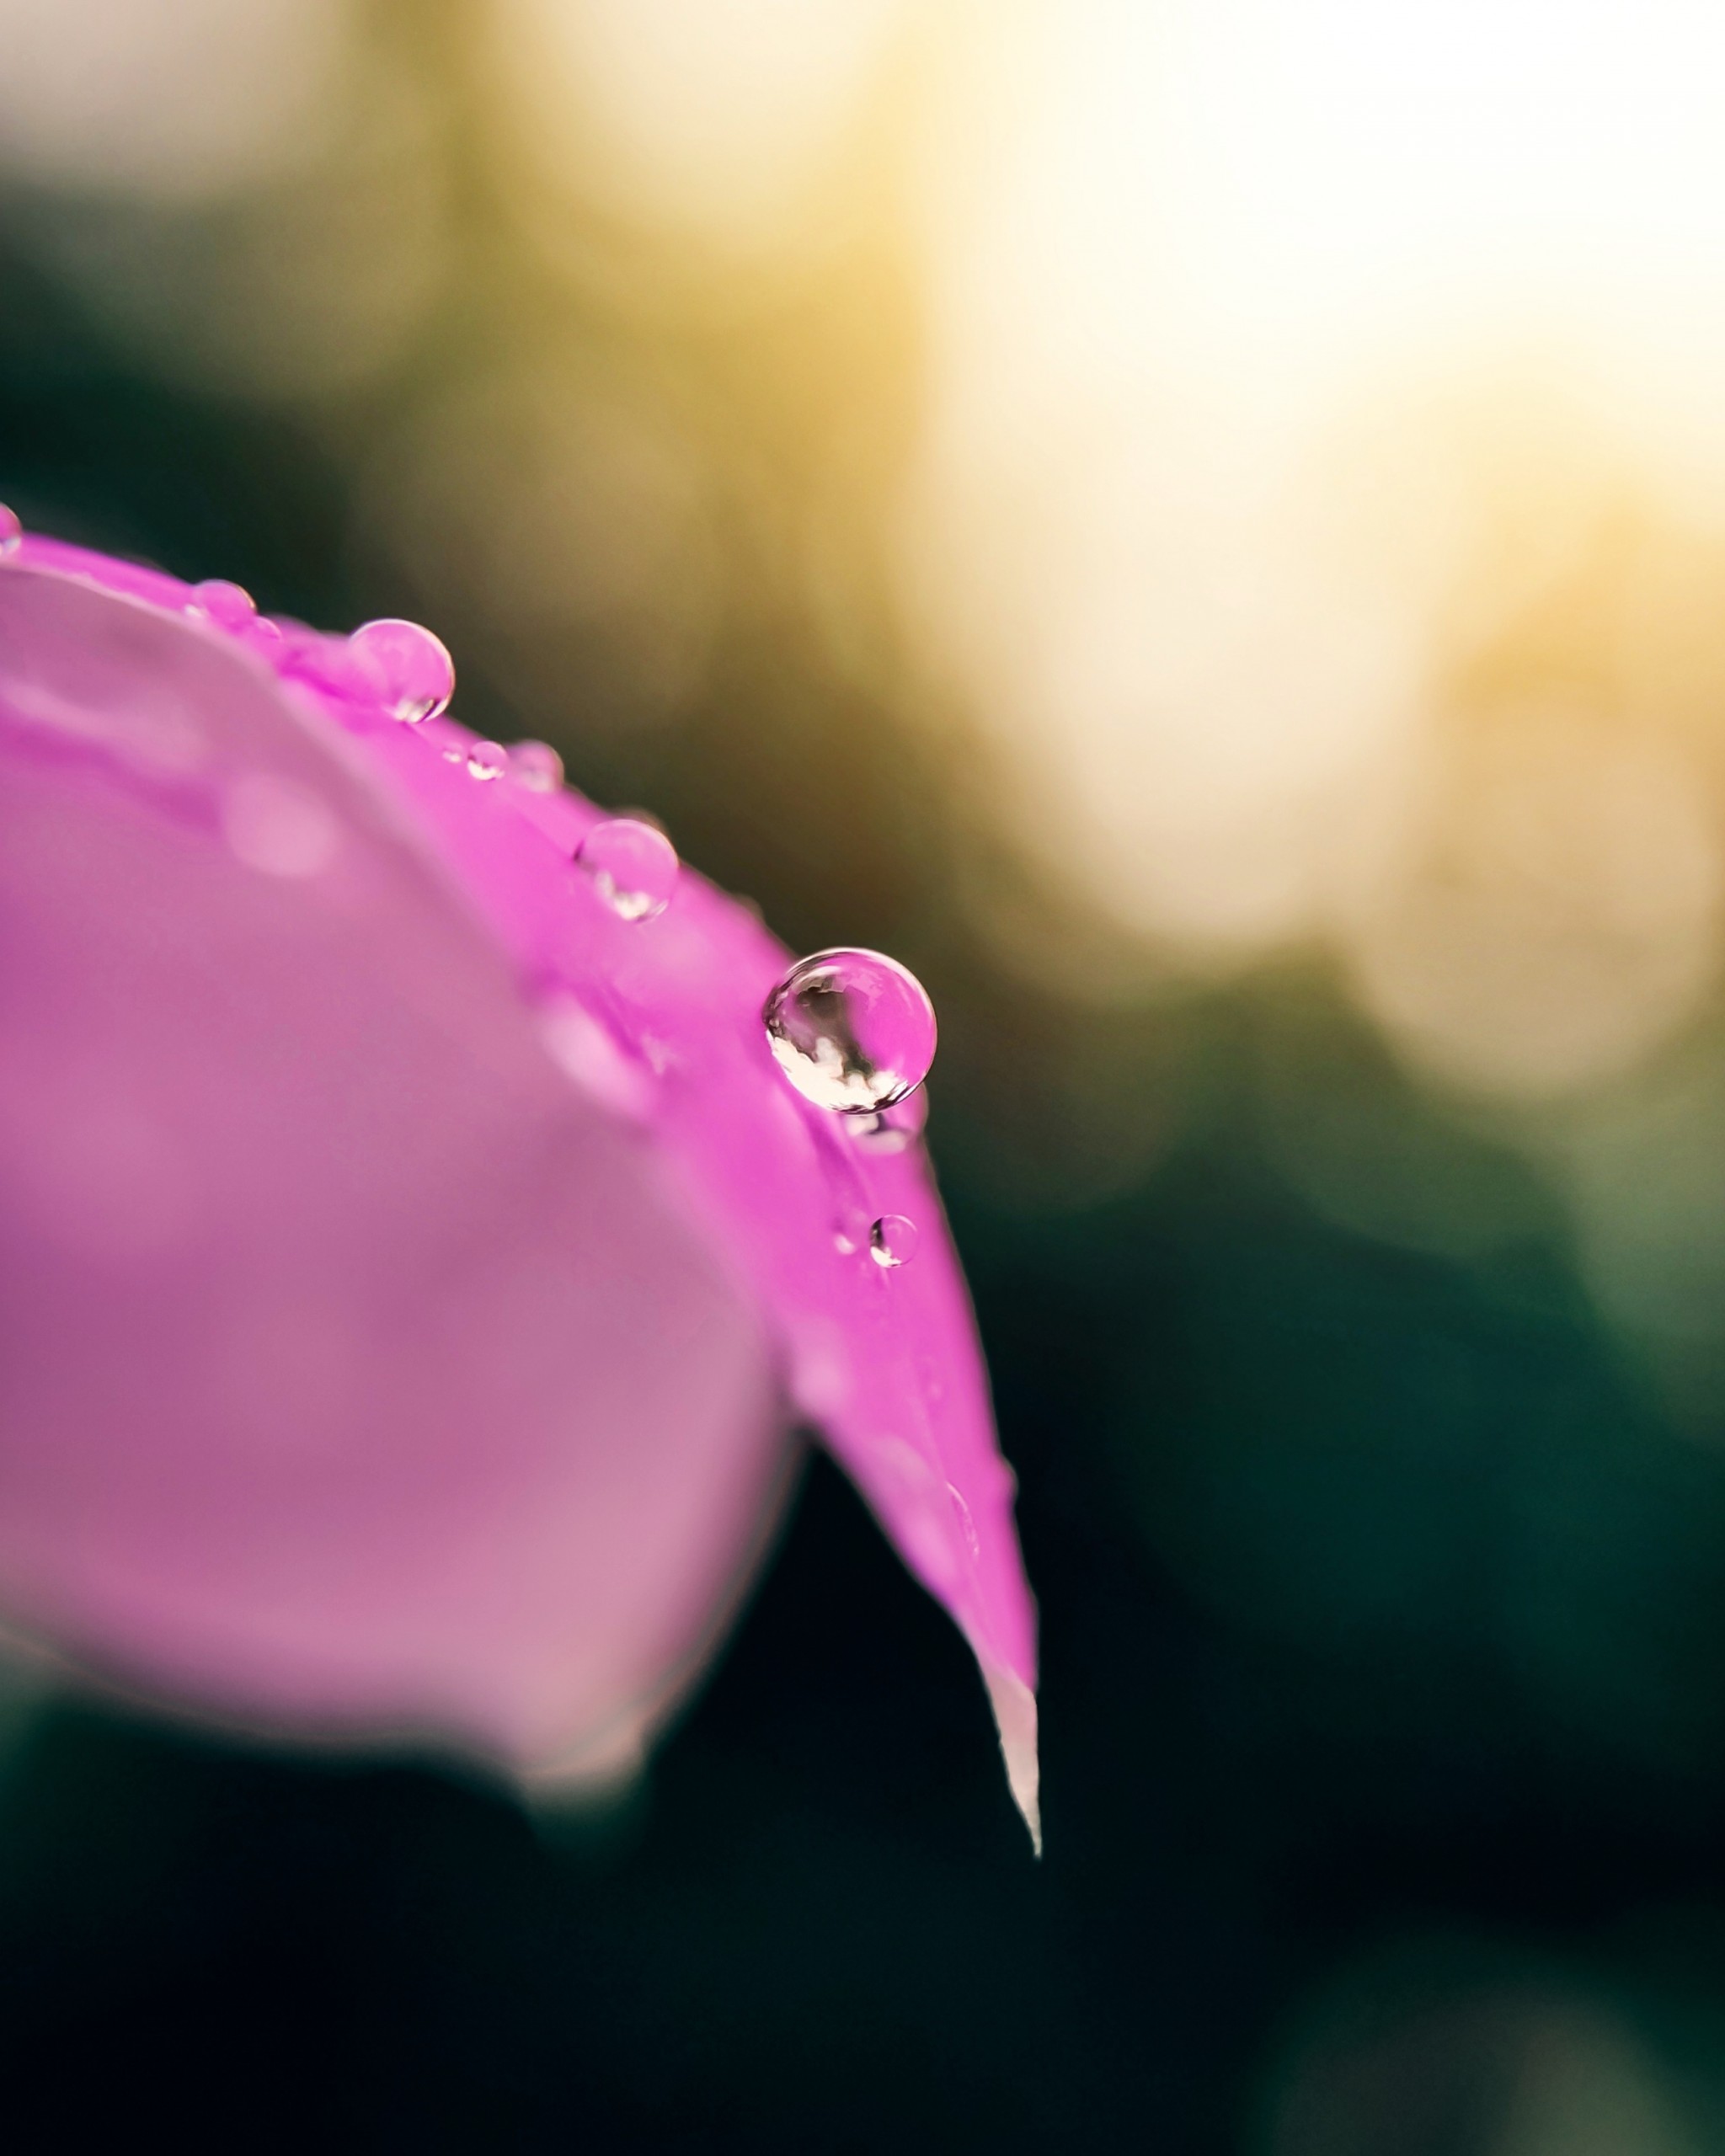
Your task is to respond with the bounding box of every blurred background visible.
[9,0,1725,2148]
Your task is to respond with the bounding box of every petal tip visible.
[983,1662,1042,1857]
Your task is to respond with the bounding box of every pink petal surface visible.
[0,536,1039,1840]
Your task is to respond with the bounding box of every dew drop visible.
[577,817,679,922]
[0,504,21,559]
[441,740,465,764]
[511,739,564,792]
[349,616,454,723]
[763,948,936,1115]
[189,579,255,632]
[467,739,507,782]
[869,1214,919,1269]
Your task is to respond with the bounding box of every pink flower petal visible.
[0,533,1040,1843]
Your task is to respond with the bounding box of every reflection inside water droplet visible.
[349,616,454,723]
[511,739,563,792]
[467,740,507,782]
[577,818,679,921]
[0,504,19,559]
[763,948,937,1114]
[869,1214,918,1269]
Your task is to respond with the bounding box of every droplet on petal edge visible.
[466,741,508,782]
[764,948,937,1115]
[189,579,256,632]
[0,504,21,559]
[348,616,454,723]
[577,817,679,923]
[510,739,563,793]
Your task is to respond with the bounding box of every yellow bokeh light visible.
[902,0,1725,1108]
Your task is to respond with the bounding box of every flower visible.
[0,526,1040,1846]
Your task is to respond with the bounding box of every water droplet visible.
[441,740,465,764]
[511,739,564,792]
[869,1214,919,1269]
[466,740,507,782]
[763,948,936,1114]
[349,616,454,723]
[577,817,679,922]
[188,579,255,632]
[0,504,21,559]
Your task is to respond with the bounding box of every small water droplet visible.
[763,948,937,1114]
[511,739,564,792]
[577,817,679,922]
[188,579,255,631]
[349,616,454,723]
[869,1214,919,1269]
[0,504,22,559]
[466,740,507,782]
[441,740,465,764]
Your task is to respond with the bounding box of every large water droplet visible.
[763,948,936,1114]
[0,504,22,559]
[189,579,255,632]
[349,616,454,723]
[511,739,563,792]
[869,1214,919,1269]
[577,817,679,922]
[466,740,507,782]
